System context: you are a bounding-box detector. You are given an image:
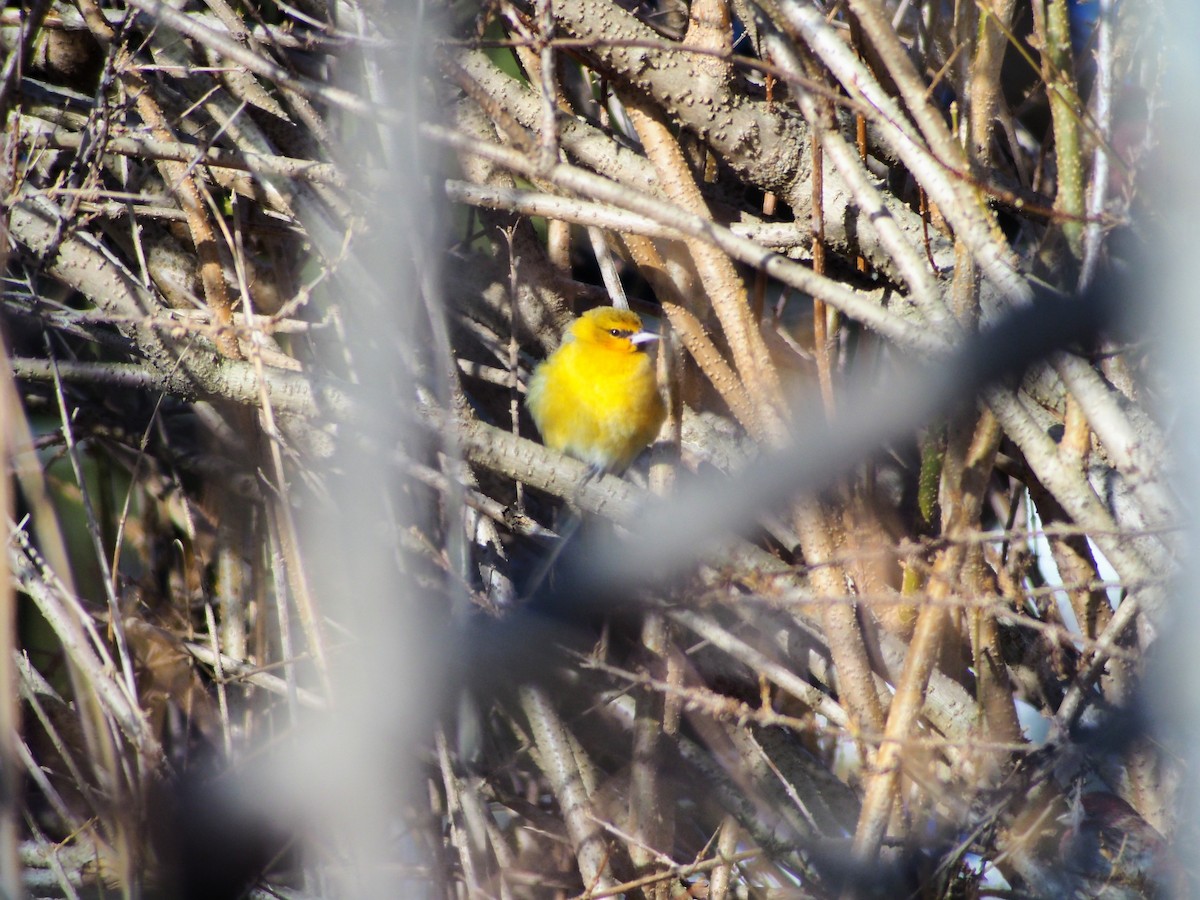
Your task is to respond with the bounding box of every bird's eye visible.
[609,329,624,338]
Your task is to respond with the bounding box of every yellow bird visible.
[526,306,666,473]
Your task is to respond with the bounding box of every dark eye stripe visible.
[609,328,632,338]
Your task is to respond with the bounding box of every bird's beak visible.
[630,331,660,345]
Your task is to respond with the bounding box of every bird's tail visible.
[520,508,583,602]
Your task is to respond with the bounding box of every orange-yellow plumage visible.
[526,307,666,472]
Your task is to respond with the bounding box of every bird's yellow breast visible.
[526,308,666,472]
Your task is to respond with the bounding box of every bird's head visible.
[569,307,660,354]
